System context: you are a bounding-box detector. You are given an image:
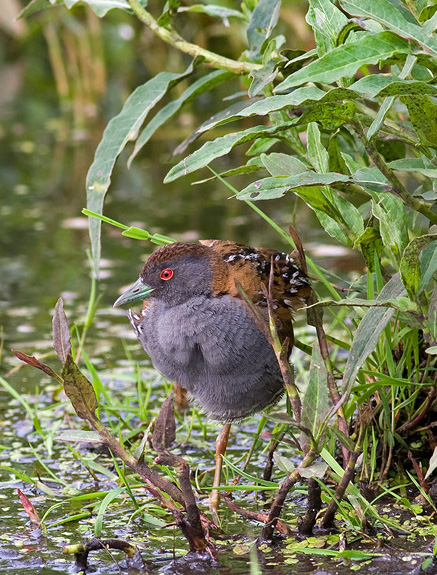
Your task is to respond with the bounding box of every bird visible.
[114,240,311,512]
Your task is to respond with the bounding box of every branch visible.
[351,121,437,226]
[128,0,260,75]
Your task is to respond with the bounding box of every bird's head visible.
[114,242,229,308]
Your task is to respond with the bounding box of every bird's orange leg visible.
[209,422,231,521]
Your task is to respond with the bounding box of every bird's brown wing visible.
[200,240,311,345]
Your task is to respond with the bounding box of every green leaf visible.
[19,0,61,18]
[275,32,410,92]
[307,122,329,173]
[340,0,437,55]
[246,0,281,62]
[157,0,180,28]
[353,166,389,188]
[298,186,364,245]
[419,241,437,294]
[236,172,351,200]
[301,101,356,129]
[129,70,232,164]
[95,487,125,537]
[367,189,408,263]
[306,0,349,56]
[178,4,245,21]
[355,225,383,272]
[273,453,295,474]
[86,63,194,275]
[298,461,328,479]
[200,87,357,131]
[329,426,356,452]
[260,152,309,176]
[305,123,364,244]
[301,345,331,440]
[401,95,437,148]
[19,0,131,17]
[164,121,296,183]
[388,157,437,178]
[339,274,406,404]
[352,75,437,99]
[61,355,99,420]
[400,234,437,300]
[64,0,130,16]
[248,59,280,97]
[428,286,437,343]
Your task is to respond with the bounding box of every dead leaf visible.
[53,298,71,365]
[152,393,175,453]
[11,350,63,383]
[17,488,41,525]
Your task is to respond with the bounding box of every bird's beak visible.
[113,278,154,308]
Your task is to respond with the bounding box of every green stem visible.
[352,121,437,225]
[128,0,260,75]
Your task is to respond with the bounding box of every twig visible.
[221,495,292,536]
[351,121,437,225]
[261,449,318,540]
[128,0,260,75]
[87,412,185,506]
[320,424,367,529]
[156,453,216,558]
[298,478,322,535]
[63,538,146,572]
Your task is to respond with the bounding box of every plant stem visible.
[88,412,185,506]
[128,0,260,75]
[320,424,366,528]
[352,121,437,225]
[261,448,318,540]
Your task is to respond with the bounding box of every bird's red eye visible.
[160,268,173,281]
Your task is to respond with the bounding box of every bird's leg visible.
[173,383,189,412]
[209,422,231,521]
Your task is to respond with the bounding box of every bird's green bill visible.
[113,278,154,307]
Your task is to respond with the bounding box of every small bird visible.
[114,240,311,514]
[114,240,311,421]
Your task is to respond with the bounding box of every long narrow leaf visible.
[86,62,195,275]
[340,0,437,55]
[129,70,233,164]
[275,32,410,92]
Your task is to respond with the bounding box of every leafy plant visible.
[16,0,437,567]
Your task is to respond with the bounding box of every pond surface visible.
[1,9,434,575]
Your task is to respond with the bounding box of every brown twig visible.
[298,478,322,535]
[87,412,185,506]
[261,448,318,540]
[320,423,367,529]
[221,495,292,536]
[263,429,287,482]
[156,453,216,558]
[63,538,146,572]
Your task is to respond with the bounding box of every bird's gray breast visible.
[133,295,284,421]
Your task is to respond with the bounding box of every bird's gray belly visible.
[135,296,284,421]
